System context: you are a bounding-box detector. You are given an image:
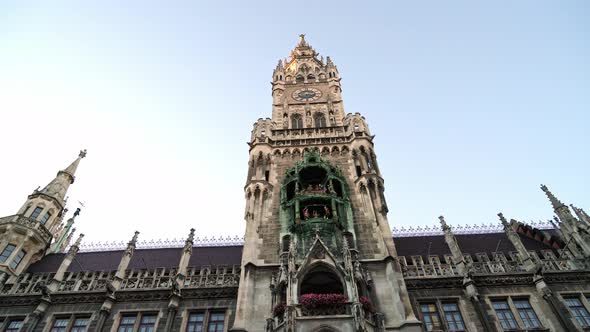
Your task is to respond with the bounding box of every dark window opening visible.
[300,166,328,188]
[265,170,270,182]
[282,235,291,252]
[300,266,343,295]
[286,181,296,201]
[355,166,362,177]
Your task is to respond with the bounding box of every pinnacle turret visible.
[38,150,87,205]
[540,184,566,211]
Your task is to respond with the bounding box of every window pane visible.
[0,244,16,263]
[50,318,69,332]
[6,319,23,332]
[139,314,156,332]
[420,303,442,331]
[30,207,44,220]
[118,315,137,332]
[71,317,89,332]
[187,312,205,332]
[566,297,590,327]
[207,312,225,332]
[442,302,465,331]
[9,250,26,269]
[513,299,542,328]
[492,300,519,329]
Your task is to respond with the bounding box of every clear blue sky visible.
[0,1,588,242]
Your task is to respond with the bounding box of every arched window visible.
[292,114,303,129]
[307,74,315,81]
[300,265,343,295]
[314,113,327,128]
[296,75,304,83]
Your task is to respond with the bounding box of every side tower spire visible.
[0,150,86,283]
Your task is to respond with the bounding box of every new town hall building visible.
[0,36,589,332]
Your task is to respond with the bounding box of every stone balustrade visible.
[0,264,240,296]
[0,215,52,243]
[400,250,590,278]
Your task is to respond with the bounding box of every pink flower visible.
[299,293,348,309]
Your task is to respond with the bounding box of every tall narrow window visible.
[186,313,204,332]
[138,314,156,332]
[314,114,326,128]
[207,312,225,332]
[513,299,541,328]
[9,250,26,269]
[41,211,52,225]
[50,318,69,332]
[70,317,89,332]
[291,114,303,129]
[30,207,43,220]
[565,297,590,327]
[442,303,465,331]
[117,315,136,332]
[492,300,518,330]
[0,244,16,263]
[6,319,23,332]
[420,303,442,331]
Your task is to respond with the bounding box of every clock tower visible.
[232,35,421,332]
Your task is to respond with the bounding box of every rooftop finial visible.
[79,149,87,158]
[187,228,195,243]
[130,231,140,246]
[439,215,450,231]
[73,233,84,247]
[497,213,510,228]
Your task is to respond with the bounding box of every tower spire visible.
[39,150,87,205]
[540,184,566,210]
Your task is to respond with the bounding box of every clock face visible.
[292,88,321,102]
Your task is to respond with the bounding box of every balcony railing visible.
[0,215,52,243]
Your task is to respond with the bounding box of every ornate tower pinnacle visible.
[0,150,88,281]
[540,184,566,211]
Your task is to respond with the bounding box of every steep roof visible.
[27,246,243,273]
[26,230,557,274]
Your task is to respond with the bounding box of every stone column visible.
[94,231,139,332]
[440,216,499,332]
[497,214,536,271]
[165,228,195,332]
[49,234,84,292]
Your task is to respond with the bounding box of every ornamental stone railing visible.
[0,265,241,296]
[0,215,52,243]
[400,250,590,279]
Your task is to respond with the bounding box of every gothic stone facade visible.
[0,36,589,332]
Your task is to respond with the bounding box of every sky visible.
[0,1,588,244]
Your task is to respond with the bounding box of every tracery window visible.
[314,113,327,128]
[291,114,303,129]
